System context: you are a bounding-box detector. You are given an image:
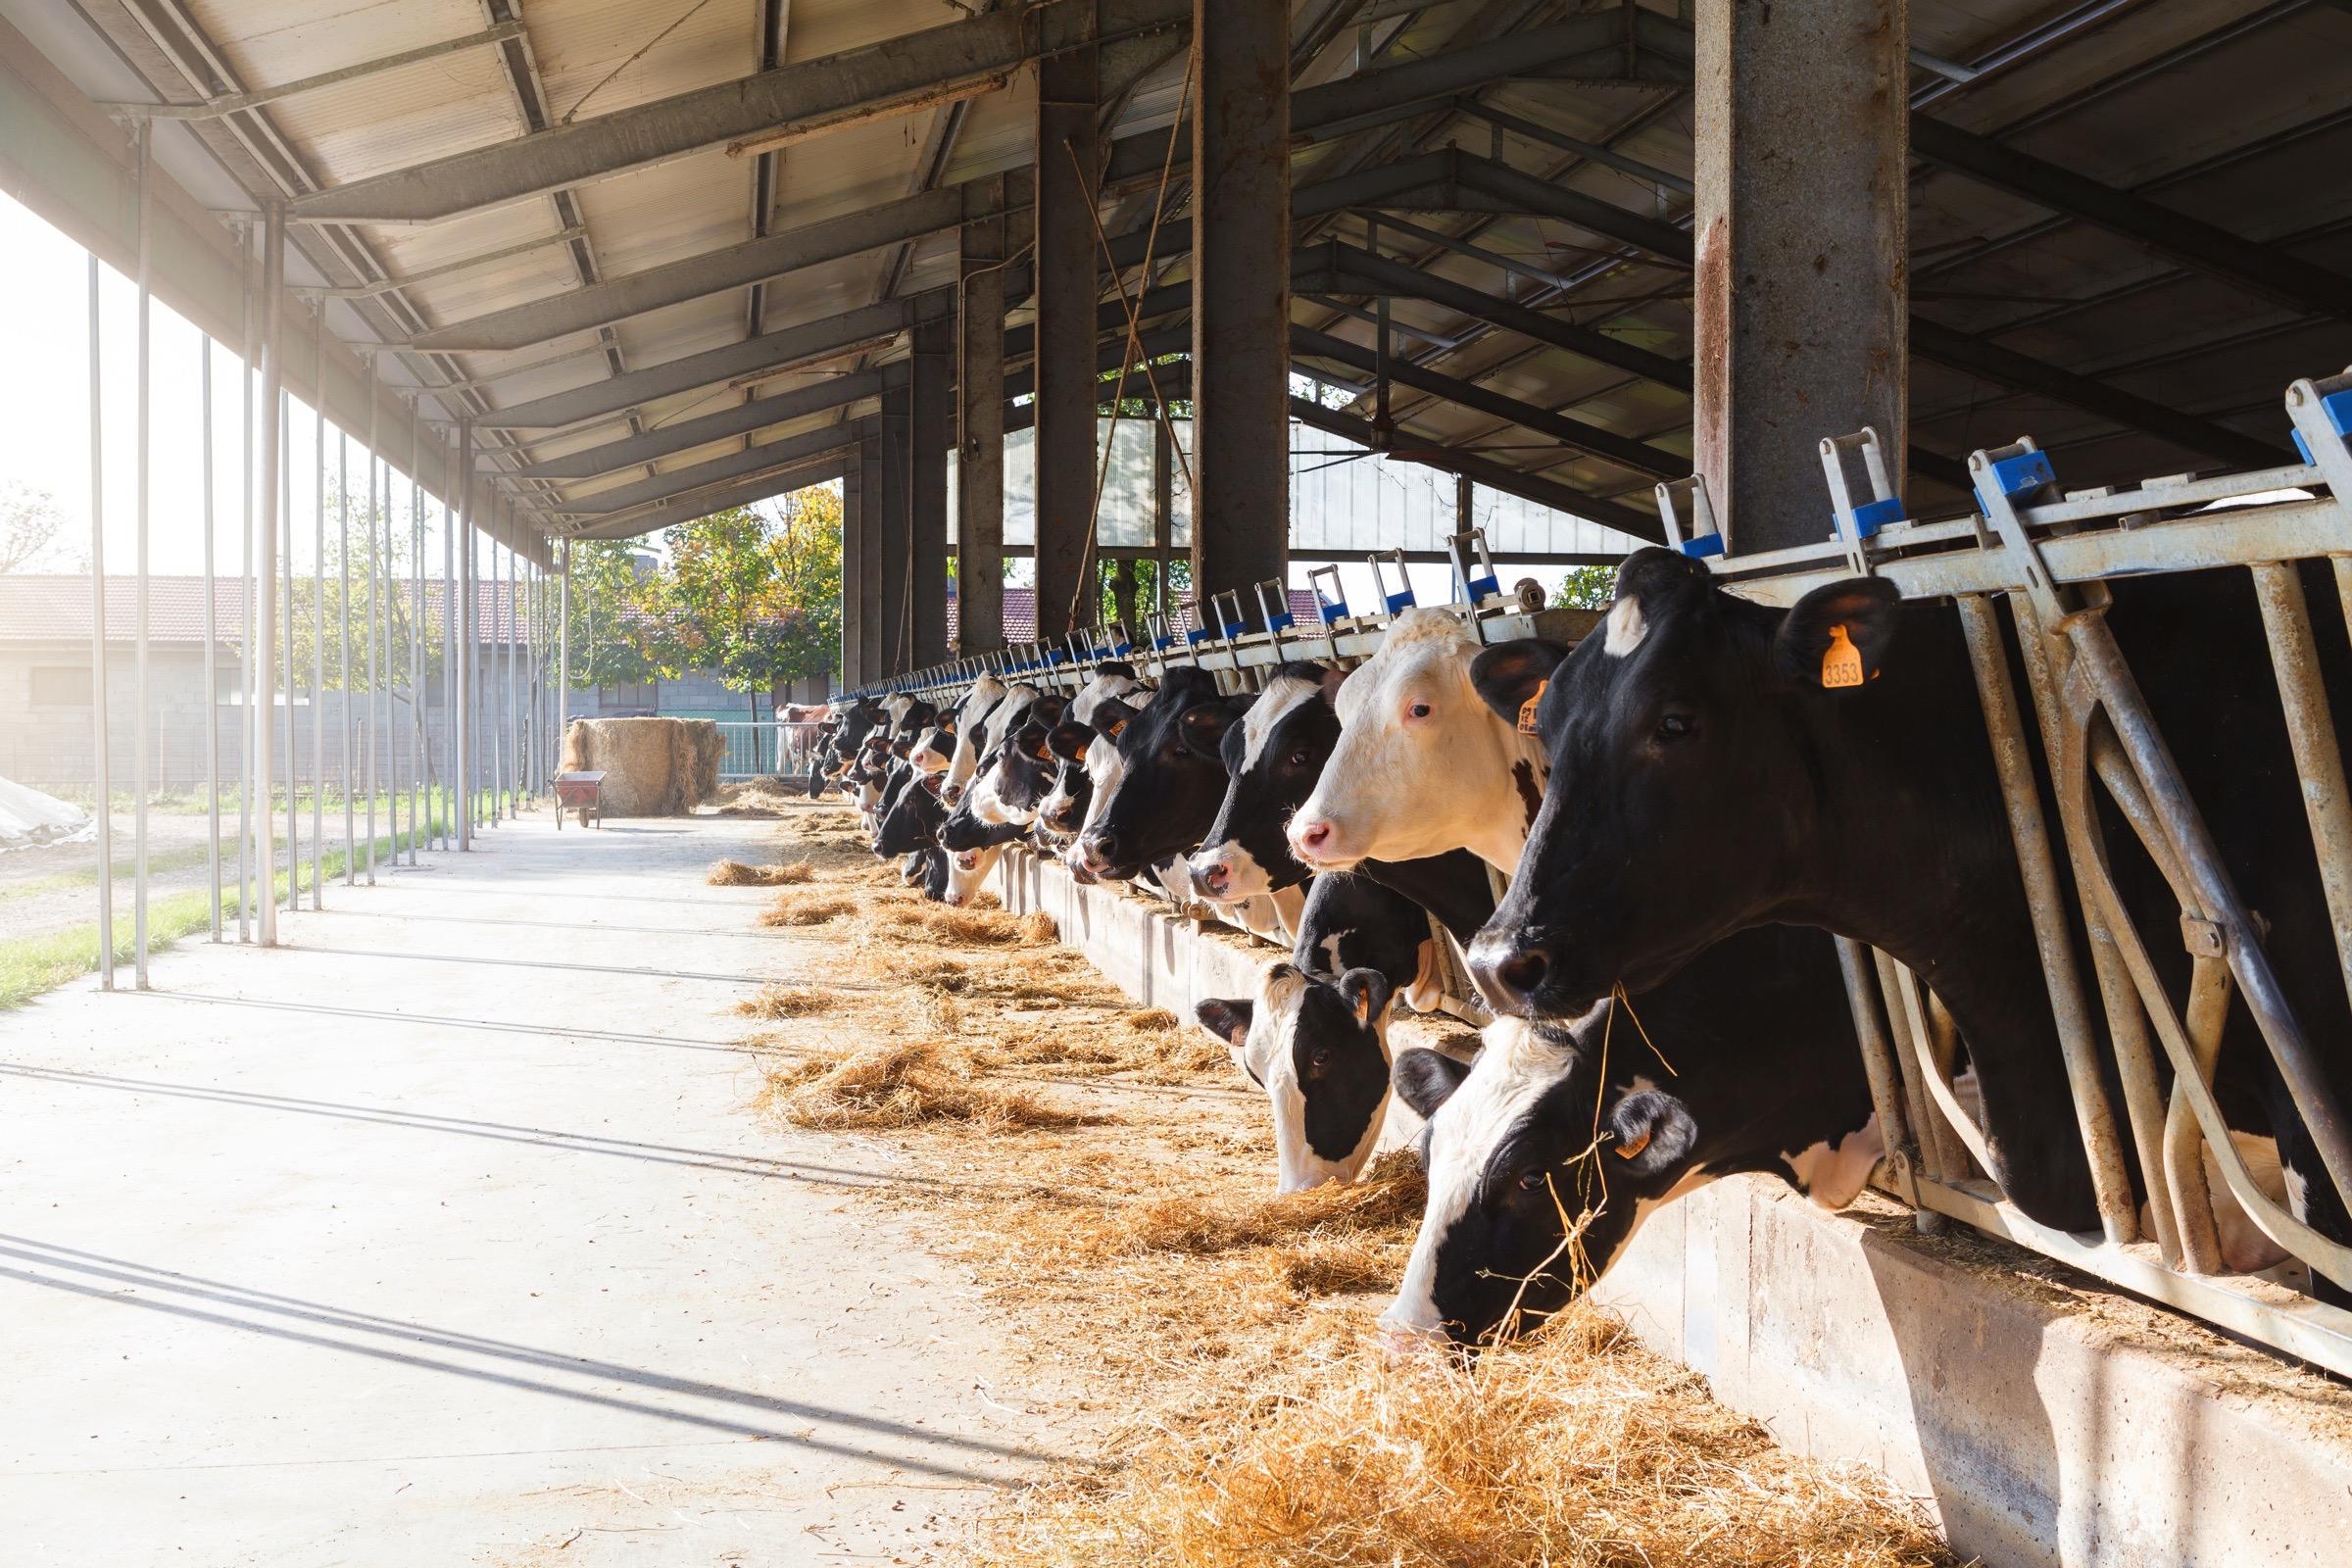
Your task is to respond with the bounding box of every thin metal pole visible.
[201,330,222,941]
[255,206,285,947]
[280,374,296,918]
[236,222,255,941]
[440,457,457,851]
[338,428,354,883]
[85,253,116,989]
[310,310,326,907]
[132,118,154,987]
[456,420,472,851]
[409,403,423,863]
[504,540,516,818]
[365,384,381,883]
[558,537,570,772]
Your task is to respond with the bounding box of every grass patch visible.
[0,814,452,1011]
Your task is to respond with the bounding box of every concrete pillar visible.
[1693,1,1907,554]
[956,176,1009,658]
[840,457,864,687]
[879,387,913,676]
[1033,29,1099,643]
[1191,0,1291,628]
[910,311,953,671]
[857,430,885,682]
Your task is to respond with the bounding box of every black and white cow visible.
[1384,922,1880,1345]
[874,767,949,858]
[1196,866,1465,1193]
[1464,547,2352,1287]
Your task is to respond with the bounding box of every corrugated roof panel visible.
[525,0,756,125]
[573,153,752,280]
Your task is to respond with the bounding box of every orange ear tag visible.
[1614,1126,1652,1160]
[1821,624,1866,690]
[1516,677,1548,735]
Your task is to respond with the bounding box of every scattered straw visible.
[761,1041,1092,1131]
[707,858,816,887]
[736,984,829,1019]
[759,893,858,927]
[877,901,1058,948]
[972,1304,1952,1568]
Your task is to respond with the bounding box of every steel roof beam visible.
[1907,115,2352,327]
[475,294,940,429]
[564,451,857,539]
[509,368,898,480]
[288,0,1189,225]
[1290,324,1687,480]
[1287,398,1663,541]
[555,424,863,515]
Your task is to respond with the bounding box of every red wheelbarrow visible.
[554,770,607,829]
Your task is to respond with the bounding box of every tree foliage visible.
[0,483,70,575]
[559,487,843,702]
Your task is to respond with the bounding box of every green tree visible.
[564,539,658,689]
[1555,564,1616,610]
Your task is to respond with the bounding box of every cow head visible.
[1380,1009,1701,1346]
[1077,668,1248,881]
[1198,961,1396,1194]
[1464,549,1900,1019]
[1036,715,1105,837]
[874,770,947,858]
[1288,609,1550,875]
[1190,662,1344,903]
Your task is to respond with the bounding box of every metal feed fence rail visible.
[855,367,2352,1377]
[712,721,824,780]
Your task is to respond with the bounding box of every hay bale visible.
[557,716,719,816]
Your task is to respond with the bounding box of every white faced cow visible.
[1287,608,1548,875]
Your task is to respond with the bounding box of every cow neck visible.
[1466,714,1549,875]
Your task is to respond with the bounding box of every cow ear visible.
[1394,1048,1471,1118]
[1338,966,1394,1029]
[1609,1088,1698,1177]
[1773,577,1902,691]
[1470,639,1571,731]
[1196,997,1253,1049]
[1180,699,1244,755]
[918,772,944,797]
[1317,664,1349,708]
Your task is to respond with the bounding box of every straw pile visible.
[559,717,723,816]
[726,799,1956,1568]
[706,858,815,887]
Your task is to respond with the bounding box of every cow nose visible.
[1469,931,1551,1013]
[1291,816,1338,860]
[1081,828,1119,871]
[1193,858,1231,899]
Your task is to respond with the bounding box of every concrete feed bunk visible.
[559,717,725,818]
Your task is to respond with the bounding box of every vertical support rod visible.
[309,312,326,907]
[364,384,381,880]
[2251,562,2352,1021]
[1032,29,1098,643]
[85,253,116,988]
[1692,0,1907,550]
[236,223,255,941]
[132,118,154,986]
[255,207,285,946]
[456,419,473,850]
[410,404,425,862]
[558,537,571,766]
[840,453,865,687]
[339,428,355,882]
[201,330,222,940]
[857,431,884,681]
[879,387,913,676]
[957,176,1008,659]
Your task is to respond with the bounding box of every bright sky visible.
[0,190,481,582]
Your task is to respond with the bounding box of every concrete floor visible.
[0,808,1068,1566]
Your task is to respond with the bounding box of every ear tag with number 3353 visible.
[1821,624,1865,690]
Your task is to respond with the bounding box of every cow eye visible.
[1308,1045,1333,1071]
[1406,701,1433,721]
[1515,1168,1548,1194]
[1654,712,1694,741]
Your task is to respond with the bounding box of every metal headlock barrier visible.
[847,367,2352,1376]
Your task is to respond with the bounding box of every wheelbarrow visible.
[554,770,606,830]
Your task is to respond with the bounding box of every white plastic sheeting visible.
[0,776,93,852]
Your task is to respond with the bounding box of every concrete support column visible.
[1033,27,1099,643]
[1693,0,1908,553]
[857,429,885,683]
[956,175,1010,658]
[879,392,913,677]
[1191,0,1291,627]
[840,459,864,688]
[910,310,954,671]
